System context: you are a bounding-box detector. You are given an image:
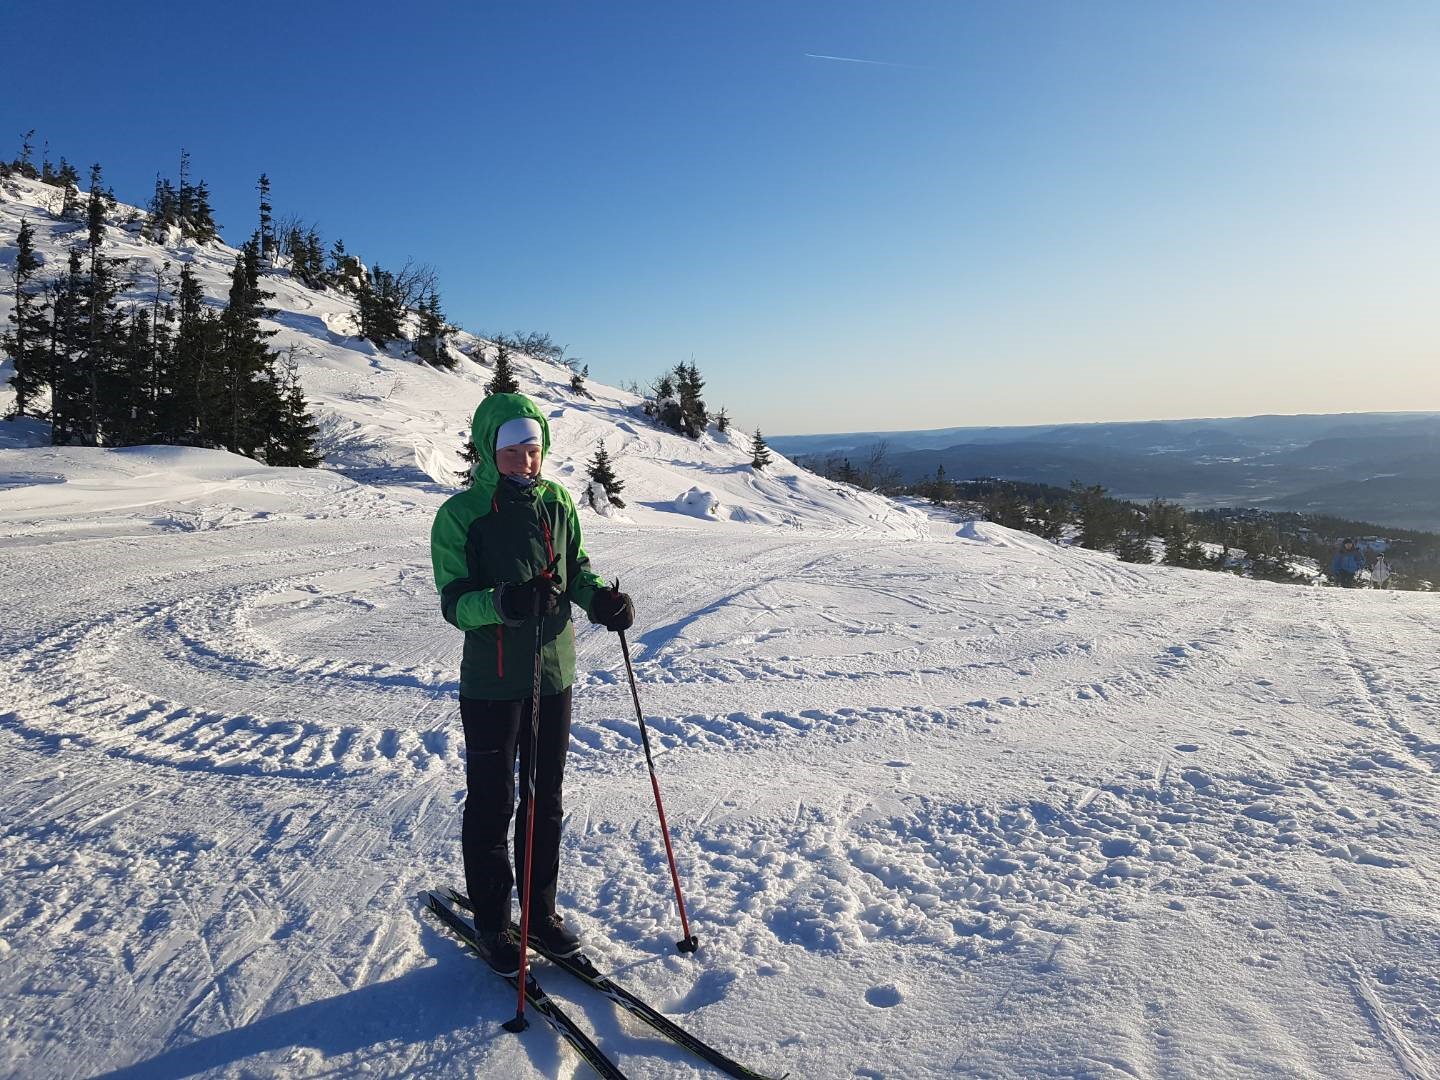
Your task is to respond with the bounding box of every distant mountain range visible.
[772,413,1440,531]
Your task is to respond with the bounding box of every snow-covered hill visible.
[3,174,1440,1080]
[0,173,923,536]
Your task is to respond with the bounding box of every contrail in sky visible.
[804,52,913,68]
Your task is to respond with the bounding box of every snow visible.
[3,174,1440,1080]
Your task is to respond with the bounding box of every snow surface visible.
[3,174,1440,1080]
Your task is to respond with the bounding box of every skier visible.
[1372,552,1394,589]
[1329,537,1365,588]
[431,392,635,976]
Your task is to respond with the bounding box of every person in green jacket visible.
[432,392,634,975]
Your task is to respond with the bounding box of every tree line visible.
[804,452,1439,590]
[2,136,482,462]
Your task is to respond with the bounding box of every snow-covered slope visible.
[0,173,923,536]
[2,175,1439,1080]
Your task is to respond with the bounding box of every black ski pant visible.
[460,688,572,932]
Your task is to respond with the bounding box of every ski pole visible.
[504,580,551,1033]
[618,618,699,954]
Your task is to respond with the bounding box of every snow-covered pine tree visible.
[486,341,519,395]
[585,443,625,509]
[677,361,707,438]
[2,219,51,419]
[749,428,772,470]
[568,363,591,397]
[715,406,730,434]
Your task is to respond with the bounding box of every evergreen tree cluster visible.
[816,465,1433,588]
[3,191,320,464]
[144,150,219,244]
[644,362,709,438]
[280,223,327,289]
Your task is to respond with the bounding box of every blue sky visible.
[5,0,1438,435]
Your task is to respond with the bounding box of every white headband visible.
[495,416,543,452]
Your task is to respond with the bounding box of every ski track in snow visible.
[2,486,1438,1079]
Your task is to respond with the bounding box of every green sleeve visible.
[557,485,607,615]
[431,500,502,631]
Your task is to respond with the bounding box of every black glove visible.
[589,587,634,632]
[497,574,563,624]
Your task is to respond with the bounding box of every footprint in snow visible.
[864,983,904,1008]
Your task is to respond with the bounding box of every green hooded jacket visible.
[431,393,608,699]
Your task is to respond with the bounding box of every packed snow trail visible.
[2,451,1438,1079]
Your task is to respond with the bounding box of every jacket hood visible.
[469,393,551,506]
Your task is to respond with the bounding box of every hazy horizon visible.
[773,408,1440,441]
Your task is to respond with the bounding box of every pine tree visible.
[715,406,730,434]
[455,437,481,486]
[1114,529,1154,564]
[414,291,454,367]
[256,174,274,261]
[48,250,87,444]
[304,230,325,288]
[585,443,625,509]
[676,361,708,437]
[371,265,405,342]
[177,148,197,224]
[85,163,114,251]
[57,160,82,220]
[486,341,519,395]
[218,248,281,455]
[2,219,51,419]
[1073,482,1122,551]
[568,363,591,397]
[14,129,38,179]
[192,179,218,243]
[141,263,175,441]
[750,428,772,470]
[166,264,224,444]
[77,188,127,447]
[265,348,322,467]
[109,306,157,445]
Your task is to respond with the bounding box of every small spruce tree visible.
[486,341,519,395]
[585,443,625,509]
[750,428,772,471]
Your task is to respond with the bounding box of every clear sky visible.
[5,0,1438,436]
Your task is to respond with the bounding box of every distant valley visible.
[772,412,1440,532]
